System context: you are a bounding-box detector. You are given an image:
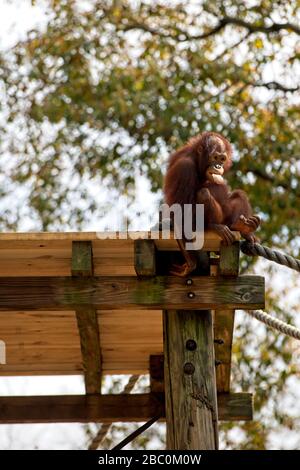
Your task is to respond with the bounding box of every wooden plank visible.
[163,309,218,450]
[134,240,156,276]
[0,275,265,311]
[0,230,240,251]
[72,241,101,394]
[0,309,163,376]
[0,392,252,423]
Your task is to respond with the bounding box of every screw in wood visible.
[186,339,197,351]
[183,362,195,375]
[187,292,195,299]
[186,278,193,286]
[214,339,224,345]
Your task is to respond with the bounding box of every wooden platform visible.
[0,231,264,392]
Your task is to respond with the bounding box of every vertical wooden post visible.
[72,241,102,395]
[163,309,218,449]
[215,241,240,393]
[163,252,218,450]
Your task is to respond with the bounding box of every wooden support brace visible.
[215,241,240,393]
[72,241,102,394]
[0,393,253,423]
[0,275,265,310]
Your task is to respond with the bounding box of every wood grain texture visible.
[0,392,252,423]
[0,231,240,277]
[164,309,218,450]
[215,241,240,392]
[71,241,94,277]
[72,241,102,395]
[214,309,235,393]
[134,239,156,276]
[0,309,163,376]
[0,275,264,311]
[0,230,239,246]
[219,242,240,276]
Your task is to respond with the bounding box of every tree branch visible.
[248,81,300,93]
[121,16,299,41]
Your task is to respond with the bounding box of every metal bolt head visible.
[183,362,195,375]
[186,339,197,351]
[187,292,195,299]
[186,278,193,286]
[214,338,224,345]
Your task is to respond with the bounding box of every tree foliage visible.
[0,0,300,449]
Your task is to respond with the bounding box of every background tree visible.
[0,0,300,449]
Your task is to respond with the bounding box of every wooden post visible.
[72,241,102,395]
[163,309,218,449]
[163,249,219,450]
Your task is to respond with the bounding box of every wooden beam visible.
[215,242,240,392]
[75,307,102,394]
[219,241,240,276]
[214,309,235,393]
[72,241,94,277]
[0,275,265,311]
[134,239,156,276]
[150,354,164,394]
[0,393,252,423]
[164,309,219,449]
[72,241,101,394]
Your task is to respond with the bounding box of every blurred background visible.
[0,0,299,449]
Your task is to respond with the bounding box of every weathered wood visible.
[218,393,253,421]
[215,241,240,392]
[72,241,101,394]
[164,309,219,450]
[219,242,240,276]
[75,308,102,394]
[0,275,265,311]
[149,349,237,397]
[0,392,252,423]
[214,310,235,393]
[134,240,156,276]
[72,241,94,277]
[150,354,164,394]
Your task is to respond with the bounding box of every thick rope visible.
[241,241,300,272]
[88,374,140,450]
[245,309,300,341]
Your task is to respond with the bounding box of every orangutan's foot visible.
[170,259,197,277]
[231,215,260,235]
